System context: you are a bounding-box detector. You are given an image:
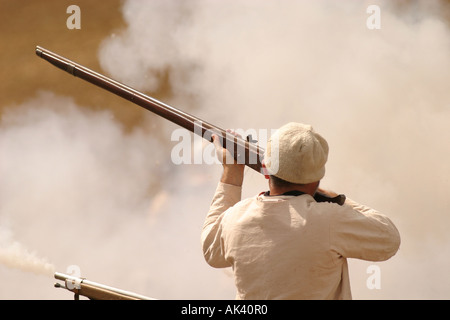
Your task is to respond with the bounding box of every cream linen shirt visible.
[201,182,400,300]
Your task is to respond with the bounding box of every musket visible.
[35,46,345,205]
[54,272,155,300]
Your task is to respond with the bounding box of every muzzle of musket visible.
[35,46,43,57]
[53,272,156,300]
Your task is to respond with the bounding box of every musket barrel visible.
[36,46,345,204]
[35,46,263,173]
[54,272,155,300]
[35,46,205,132]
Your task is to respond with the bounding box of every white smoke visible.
[1,0,449,299]
[0,91,234,299]
[97,0,450,299]
[0,225,54,277]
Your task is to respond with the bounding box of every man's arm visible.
[201,182,241,268]
[213,132,245,187]
[329,199,401,262]
[201,133,244,268]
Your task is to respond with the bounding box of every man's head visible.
[264,122,329,185]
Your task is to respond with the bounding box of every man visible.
[201,122,400,299]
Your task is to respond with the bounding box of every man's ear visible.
[262,161,270,179]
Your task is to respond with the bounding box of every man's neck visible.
[269,181,319,197]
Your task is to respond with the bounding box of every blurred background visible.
[0,0,449,299]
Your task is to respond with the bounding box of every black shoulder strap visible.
[263,190,346,206]
[264,190,306,197]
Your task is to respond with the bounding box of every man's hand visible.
[212,130,245,187]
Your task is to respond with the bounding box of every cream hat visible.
[264,122,329,184]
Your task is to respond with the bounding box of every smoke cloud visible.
[1,0,449,299]
[98,0,450,299]
[0,225,54,277]
[0,91,233,299]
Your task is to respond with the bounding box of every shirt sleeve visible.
[329,198,401,262]
[201,182,242,268]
